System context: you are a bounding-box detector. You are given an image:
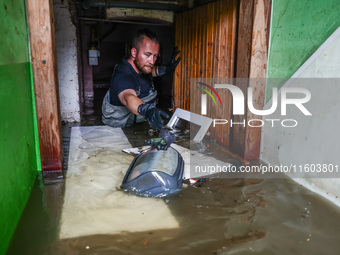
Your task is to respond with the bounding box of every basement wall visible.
[262,0,340,207]
[262,27,340,206]
[0,1,41,254]
[54,0,80,122]
[266,0,340,102]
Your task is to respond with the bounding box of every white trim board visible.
[166,108,213,142]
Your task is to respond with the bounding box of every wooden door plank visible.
[232,0,254,157]
[27,0,63,171]
[244,0,271,159]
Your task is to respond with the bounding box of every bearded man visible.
[102,28,180,130]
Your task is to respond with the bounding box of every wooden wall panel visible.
[244,0,271,158]
[174,0,238,146]
[174,14,181,109]
[232,0,254,156]
[214,0,238,145]
[27,0,63,171]
[232,0,271,159]
[174,0,270,158]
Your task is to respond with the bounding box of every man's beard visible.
[134,57,153,74]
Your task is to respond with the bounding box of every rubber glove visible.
[138,103,169,130]
[156,46,181,76]
[148,128,176,150]
[147,138,167,150]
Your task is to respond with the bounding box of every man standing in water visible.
[102,28,180,130]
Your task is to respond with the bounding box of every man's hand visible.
[147,138,168,150]
[138,104,170,130]
[148,128,176,150]
[156,46,181,76]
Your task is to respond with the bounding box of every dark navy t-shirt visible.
[109,57,152,106]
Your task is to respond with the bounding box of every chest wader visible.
[102,89,157,128]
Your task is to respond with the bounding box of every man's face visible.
[133,37,160,74]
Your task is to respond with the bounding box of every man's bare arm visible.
[118,89,143,115]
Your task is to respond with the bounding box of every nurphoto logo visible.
[197,83,312,128]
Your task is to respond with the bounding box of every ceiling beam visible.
[106,7,174,24]
[81,0,186,12]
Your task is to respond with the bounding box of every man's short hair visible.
[132,28,159,50]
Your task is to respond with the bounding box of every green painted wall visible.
[0,1,41,254]
[266,0,340,101]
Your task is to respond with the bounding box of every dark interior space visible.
[79,20,176,125]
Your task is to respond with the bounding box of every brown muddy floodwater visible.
[7,123,340,255]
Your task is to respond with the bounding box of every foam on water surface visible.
[60,126,179,239]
